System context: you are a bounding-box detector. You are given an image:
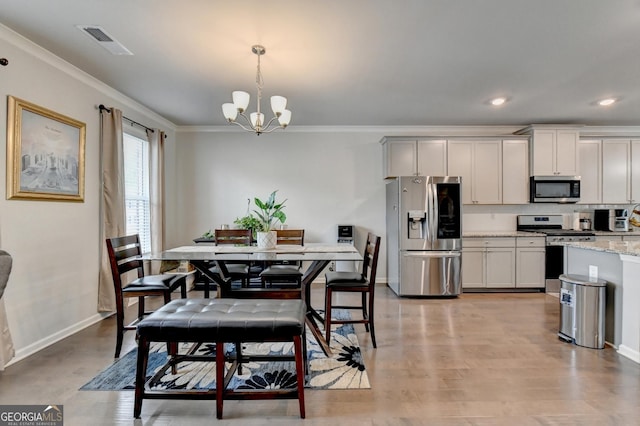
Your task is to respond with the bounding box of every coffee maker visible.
[614,209,629,232]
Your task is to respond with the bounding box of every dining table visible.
[143,243,362,355]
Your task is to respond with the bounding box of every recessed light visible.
[598,98,616,106]
[490,97,507,106]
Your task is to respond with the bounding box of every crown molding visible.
[0,23,176,131]
[176,124,526,135]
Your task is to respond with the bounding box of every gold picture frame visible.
[6,96,86,202]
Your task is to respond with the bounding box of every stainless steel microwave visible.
[529,176,580,203]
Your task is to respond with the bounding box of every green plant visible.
[233,214,262,237]
[253,190,287,232]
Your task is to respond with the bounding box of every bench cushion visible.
[136,298,306,342]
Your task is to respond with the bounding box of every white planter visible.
[256,231,277,249]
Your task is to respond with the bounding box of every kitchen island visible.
[563,240,640,363]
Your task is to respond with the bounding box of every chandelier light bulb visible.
[278,110,292,127]
[222,103,238,122]
[232,91,250,112]
[271,95,287,116]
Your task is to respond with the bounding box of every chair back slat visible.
[215,229,252,246]
[276,229,304,246]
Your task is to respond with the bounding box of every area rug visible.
[81,312,369,391]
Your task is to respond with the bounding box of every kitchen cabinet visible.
[515,237,545,288]
[602,140,631,204]
[517,126,580,176]
[462,237,515,289]
[381,138,447,178]
[578,140,602,204]
[502,139,529,204]
[447,140,502,204]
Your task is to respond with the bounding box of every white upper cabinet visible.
[602,140,631,204]
[631,140,640,204]
[381,138,447,178]
[416,140,447,176]
[448,140,502,204]
[502,140,529,204]
[519,126,580,176]
[578,140,602,204]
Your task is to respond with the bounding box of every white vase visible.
[256,231,277,249]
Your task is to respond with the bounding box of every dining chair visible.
[323,232,381,348]
[259,229,305,288]
[106,234,187,358]
[209,229,252,287]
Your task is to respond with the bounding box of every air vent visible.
[76,25,133,55]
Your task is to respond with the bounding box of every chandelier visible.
[222,45,291,135]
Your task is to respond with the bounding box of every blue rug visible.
[81,313,369,391]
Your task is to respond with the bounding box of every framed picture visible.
[6,96,86,202]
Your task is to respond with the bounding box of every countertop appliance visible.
[517,215,595,292]
[386,176,462,296]
[615,209,629,232]
[530,176,580,203]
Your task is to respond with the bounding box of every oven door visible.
[545,244,564,292]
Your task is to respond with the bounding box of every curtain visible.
[0,250,14,370]
[147,129,166,274]
[98,107,125,312]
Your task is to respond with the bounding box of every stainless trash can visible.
[558,274,606,349]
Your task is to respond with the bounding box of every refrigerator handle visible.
[429,180,438,245]
[402,251,461,258]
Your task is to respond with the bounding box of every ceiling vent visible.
[76,25,133,55]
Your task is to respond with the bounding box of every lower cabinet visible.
[515,237,545,289]
[462,238,515,289]
[463,236,545,290]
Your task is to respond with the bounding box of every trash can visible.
[558,274,606,349]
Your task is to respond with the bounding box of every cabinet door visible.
[417,140,447,176]
[531,130,556,175]
[516,248,545,288]
[631,140,640,204]
[462,248,484,288]
[502,140,529,204]
[555,130,579,175]
[473,141,502,204]
[486,248,515,288]
[602,140,630,204]
[447,141,474,204]
[578,140,602,204]
[384,141,416,178]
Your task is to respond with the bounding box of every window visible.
[123,132,151,253]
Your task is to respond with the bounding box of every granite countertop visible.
[562,240,640,257]
[463,231,544,238]
[591,230,639,236]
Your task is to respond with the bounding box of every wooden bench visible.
[133,298,307,419]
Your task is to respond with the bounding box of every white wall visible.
[0,26,176,364]
[169,130,388,275]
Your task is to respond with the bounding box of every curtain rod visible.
[99,104,155,134]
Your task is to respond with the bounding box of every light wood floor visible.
[1,285,640,425]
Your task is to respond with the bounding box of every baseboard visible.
[617,344,640,363]
[5,312,111,368]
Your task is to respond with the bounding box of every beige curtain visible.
[147,129,166,274]
[98,107,125,312]
[0,251,14,370]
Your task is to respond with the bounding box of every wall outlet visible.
[589,265,598,281]
[329,261,335,272]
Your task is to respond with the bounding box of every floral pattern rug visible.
[81,312,370,391]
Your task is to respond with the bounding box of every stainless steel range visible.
[517,215,595,292]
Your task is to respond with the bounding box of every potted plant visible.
[253,190,287,249]
[233,214,262,239]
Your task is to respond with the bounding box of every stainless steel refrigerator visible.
[386,176,462,296]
